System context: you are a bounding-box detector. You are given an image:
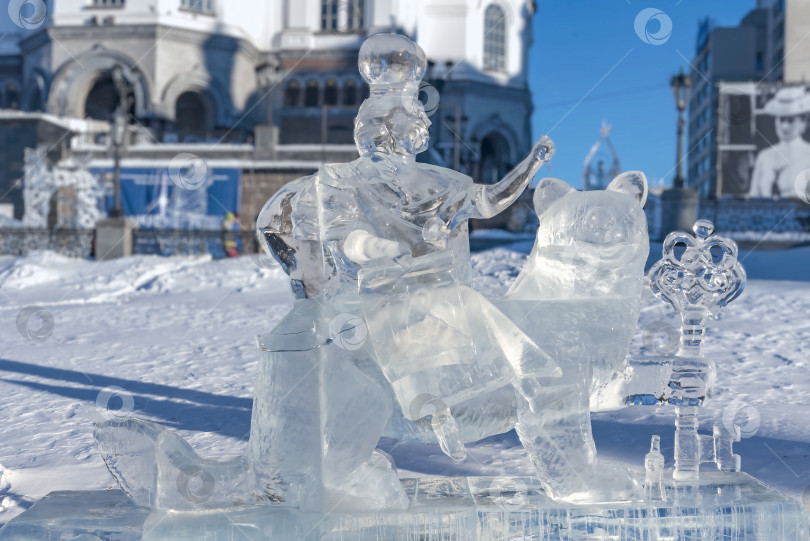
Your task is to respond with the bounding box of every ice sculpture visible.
[91,32,657,512]
[93,32,553,510]
[496,173,650,500]
[596,218,747,485]
[647,219,745,479]
[22,148,103,229]
[3,33,808,541]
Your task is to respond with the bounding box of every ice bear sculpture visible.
[495,172,650,499]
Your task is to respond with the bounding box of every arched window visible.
[360,83,370,102]
[304,79,320,107]
[324,79,338,106]
[479,132,510,184]
[343,79,358,106]
[5,83,19,109]
[176,91,210,133]
[284,80,300,107]
[483,4,506,72]
[84,73,135,122]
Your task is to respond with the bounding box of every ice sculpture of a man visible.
[257,33,556,443]
[251,33,557,504]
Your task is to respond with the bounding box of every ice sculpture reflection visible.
[94,33,653,510]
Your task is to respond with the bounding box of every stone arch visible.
[304,79,320,107]
[324,78,339,106]
[84,73,136,122]
[340,76,360,106]
[160,71,228,127]
[47,48,153,119]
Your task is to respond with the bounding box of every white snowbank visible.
[0,246,809,527]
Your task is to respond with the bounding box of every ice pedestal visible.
[2,473,807,540]
[0,490,148,541]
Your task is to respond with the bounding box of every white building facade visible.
[0,0,537,226]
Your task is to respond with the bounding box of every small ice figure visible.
[644,435,665,501]
[647,219,745,480]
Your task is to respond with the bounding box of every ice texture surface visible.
[78,33,798,539]
[495,173,649,500]
[253,28,557,473]
[88,32,662,513]
[2,474,806,540]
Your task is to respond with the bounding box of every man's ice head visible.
[354,33,431,157]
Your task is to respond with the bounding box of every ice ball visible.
[359,33,426,86]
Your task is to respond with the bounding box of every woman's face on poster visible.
[775,114,808,143]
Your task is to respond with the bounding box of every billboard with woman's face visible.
[718,83,810,201]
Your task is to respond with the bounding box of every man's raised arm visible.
[448,136,554,229]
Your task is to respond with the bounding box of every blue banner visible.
[92,167,241,229]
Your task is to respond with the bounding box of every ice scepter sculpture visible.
[647,219,746,480]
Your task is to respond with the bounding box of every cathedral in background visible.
[0,0,537,230]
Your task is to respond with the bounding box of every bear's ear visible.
[533,178,574,216]
[607,171,648,207]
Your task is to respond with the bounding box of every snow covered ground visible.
[1,243,809,527]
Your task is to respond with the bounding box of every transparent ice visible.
[646,219,746,480]
[495,173,650,500]
[89,32,651,511]
[62,33,809,540]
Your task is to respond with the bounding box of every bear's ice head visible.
[511,172,649,300]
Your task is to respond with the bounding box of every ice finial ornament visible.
[649,219,745,315]
[648,219,745,357]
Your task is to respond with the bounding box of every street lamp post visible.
[670,70,692,190]
[109,65,130,218]
[95,65,136,261]
[659,69,698,241]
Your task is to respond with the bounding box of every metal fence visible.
[699,198,810,233]
[134,229,258,258]
[0,228,258,259]
[0,229,95,258]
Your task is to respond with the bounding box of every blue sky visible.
[528,1,755,189]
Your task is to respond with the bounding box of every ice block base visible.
[1,473,807,540]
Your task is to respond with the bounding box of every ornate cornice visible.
[21,24,261,63]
